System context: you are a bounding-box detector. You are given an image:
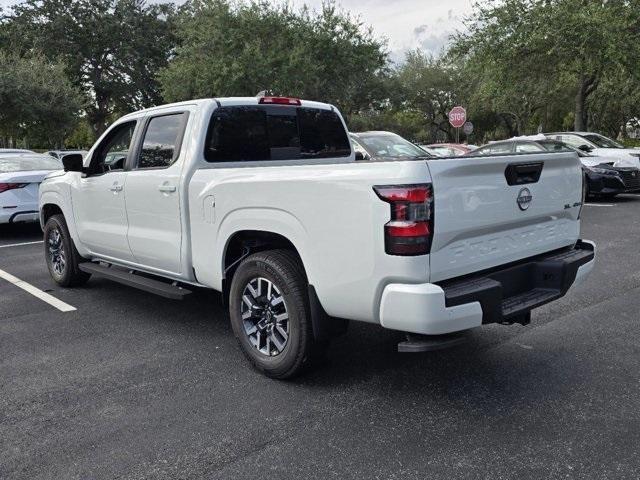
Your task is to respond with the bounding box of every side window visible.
[477,143,512,155]
[137,113,188,169]
[515,142,544,153]
[559,135,584,148]
[489,143,513,154]
[204,106,351,162]
[90,121,136,175]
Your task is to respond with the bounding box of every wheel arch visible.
[40,203,64,226]
[220,228,348,341]
[221,229,306,299]
[39,191,87,257]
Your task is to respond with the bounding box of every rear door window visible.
[556,135,586,148]
[205,106,350,162]
[514,142,545,153]
[137,113,188,169]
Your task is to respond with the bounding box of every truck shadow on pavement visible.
[85,279,580,419]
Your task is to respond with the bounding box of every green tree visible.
[159,0,388,115]
[392,50,462,142]
[0,52,84,148]
[450,0,640,132]
[1,0,177,135]
[589,72,640,138]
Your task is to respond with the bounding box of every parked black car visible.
[469,137,640,198]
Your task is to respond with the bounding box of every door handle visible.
[158,184,177,193]
[110,184,123,192]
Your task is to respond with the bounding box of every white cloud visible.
[0,0,474,60]
[284,0,473,60]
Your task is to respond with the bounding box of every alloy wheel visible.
[240,277,289,356]
[48,227,66,276]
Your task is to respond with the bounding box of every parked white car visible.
[474,135,640,197]
[39,97,595,378]
[545,132,640,166]
[0,148,35,155]
[1,154,62,224]
[47,150,88,161]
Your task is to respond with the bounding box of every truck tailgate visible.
[426,152,583,282]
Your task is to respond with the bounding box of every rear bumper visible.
[0,209,39,224]
[379,240,595,335]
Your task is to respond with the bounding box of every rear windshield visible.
[204,105,351,162]
[0,155,61,173]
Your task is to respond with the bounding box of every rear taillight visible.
[258,96,302,106]
[0,183,28,193]
[374,184,433,256]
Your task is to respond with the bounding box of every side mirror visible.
[578,144,593,152]
[62,153,84,172]
[109,156,125,171]
[354,151,368,161]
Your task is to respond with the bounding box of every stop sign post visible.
[448,106,467,143]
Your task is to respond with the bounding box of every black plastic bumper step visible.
[79,262,191,300]
[439,241,594,325]
[501,288,559,318]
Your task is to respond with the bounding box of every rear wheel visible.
[229,249,327,379]
[43,214,90,287]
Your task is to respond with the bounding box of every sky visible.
[0,0,475,61]
[285,0,474,61]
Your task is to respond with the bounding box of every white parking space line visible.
[0,268,76,312]
[0,241,44,249]
[585,203,615,207]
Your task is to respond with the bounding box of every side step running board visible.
[79,262,192,300]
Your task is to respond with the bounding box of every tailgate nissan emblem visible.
[517,187,533,211]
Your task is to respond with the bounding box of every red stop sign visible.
[448,106,466,128]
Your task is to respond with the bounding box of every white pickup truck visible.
[39,97,595,378]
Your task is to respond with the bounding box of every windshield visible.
[537,140,589,156]
[582,134,624,149]
[355,133,430,158]
[0,155,61,173]
[429,146,458,156]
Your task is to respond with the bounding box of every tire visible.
[43,214,91,287]
[228,249,327,379]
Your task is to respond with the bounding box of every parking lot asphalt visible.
[1,197,640,480]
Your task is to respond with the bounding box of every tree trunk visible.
[89,110,109,138]
[574,74,599,131]
[88,90,111,137]
[620,114,628,139]
[574,82,586,132]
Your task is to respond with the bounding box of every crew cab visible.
[39,97,596,378]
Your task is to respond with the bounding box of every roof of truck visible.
[120,97,335,120]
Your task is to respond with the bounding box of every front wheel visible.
[229,249,327,379]
[43,214,91,287]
